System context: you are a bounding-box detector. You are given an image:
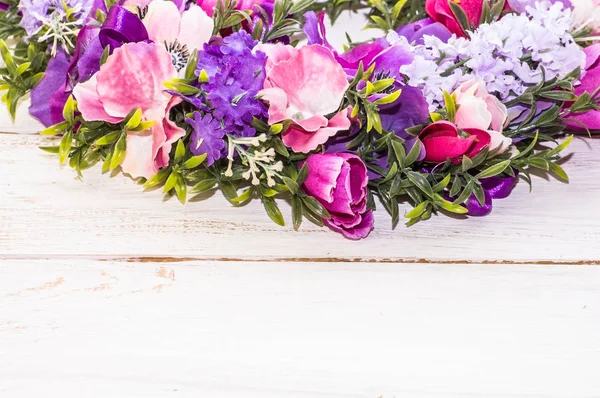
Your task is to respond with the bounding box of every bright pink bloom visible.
[259,45,350,153]
[419,121,491,163]
[452,79,511,153]
[425,0,483,37]
[303,153,374,240]
[565,44,600,131]
[73,42,184,179]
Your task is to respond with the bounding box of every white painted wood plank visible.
[1,133,599,262]
[0,98,45,134]
[1,259,599,398]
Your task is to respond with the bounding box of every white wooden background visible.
[1,12,600,398]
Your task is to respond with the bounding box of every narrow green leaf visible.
[58,130,73,165]
[174,139,186,163]
[182,154,207,170]
[95,131,121,146]
[262,197,285,227]
[124,108,143,130]
[406,171,434,198]
[144,168,171,188]
[163,171,178,193]
[282,176,299,194]
[403,139,421,167]
[549,162,569,182]
[109,133,126,171]
[302,195,331,220]
[189,177,218,194]
[475,159,511,179]
[405,201,428,219]
[174,174,187,204]
[291,195,303,230]
[433,174,451,192]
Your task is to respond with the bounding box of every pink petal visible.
[293,115,328,132]
[121,129,157,179]
[258,43,299,76]
[326,209,374,240]
[96,42,176,120]
[487,130,512,154]
[282,110,351,153]
[422,135,476,162]
[463,128,491,158]
[178,5,214,52]
[303,154,345,204]
[143,0,182,46]
[265,45,349,120]
[584,43,600,70]
[420,120,459,137]
[485,95,508,132]
[454,96,492,130]
[72,75,122,123]
[155,98,186,169]
[258,87,289,125]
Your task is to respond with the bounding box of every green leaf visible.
[189,177,218,194]
[102,151,113,173]
[272,136,290,157]
[174,174,187,204]
[40,121,70,136]
[58,130,73,165]
[391,140,406,165]
[95,131,121,146]
[174,139,186,163]
[100,45,110,65]
[62,95,76,124]
[475,159,511,179]
[144,168,171,188]
[513,132,539,159]
[406,171,434,198]
[163,171,178,193]
[434,195,469,214]
[373,89,402,105]
[443,90,457,121]
[538,91,577,101]
[526,158,550,171]
[403,139,421,167]
[39,145,60,154]
[231,187,254,204]
[262,197,285,227]
[282,176,299,194]
[549,162,569,182]
[548,135,573,157]
[405,201,428,219]
[182,154,207,170]
[296,163,309,185]
[449,175,462,197]
[453,180,474,205]
[124,108,143,130]
[291,195,303,230]
[220,181,239,205]
[433,174,451,192]
[462,155,474,172]
[301,195,331,220]
[185,49,199,80]
[473,183,485,206]
[109,133,126,171]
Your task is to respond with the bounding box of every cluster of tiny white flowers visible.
[225,134,283,187]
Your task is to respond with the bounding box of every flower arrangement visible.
[0,0,599,239]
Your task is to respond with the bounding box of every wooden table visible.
[2,16,600,397]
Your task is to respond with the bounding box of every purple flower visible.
[196,30,267,137]
[302,153,374,240]
[396,17,452,45]
[187,112,226,167]
[508,0,572,13]
[29,49,71,126]
[19,0,94,37]
[448,173,519,216]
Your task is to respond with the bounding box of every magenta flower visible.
[565,44,600,131]
[259,45,350,153]
[302,153,374,240]
[72,42,185,178]
[419,121,491,164]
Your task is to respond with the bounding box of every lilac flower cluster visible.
[189,30,268,166]
[19,0,93,37]
[399,1,587,110]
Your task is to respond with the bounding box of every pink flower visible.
[259,45,350,153]
[197,0,273,17]
[143,0,213,73]
[565,44,600,131]
[72,42,185,179]
[452,79,512,153]
[419,121,491,163]
[425,0,483,37]
[302,153,374,240]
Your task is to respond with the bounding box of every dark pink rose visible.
[425,0,483,37]
[419,121,491,163]
[302,153,374,240]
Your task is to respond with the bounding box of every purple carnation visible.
[196,30,267,138]
[187,112,226,167]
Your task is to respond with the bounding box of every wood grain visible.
[1,133,599,263]
[1,259,599,398]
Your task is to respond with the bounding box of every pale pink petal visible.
[265,45,349,119]
[121,130,157,179]
[293,115,328,132]
[258,87,289,125]
[155,97,186,169]
[96,42,176,120]
[282,110,351,153]
[72,75,122,123]
[178,5,214,52]
[485,94,508,132]
[454,96,492,130]
[488,130,512,154]
[258,43,298,76]
[143,0,182,46]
